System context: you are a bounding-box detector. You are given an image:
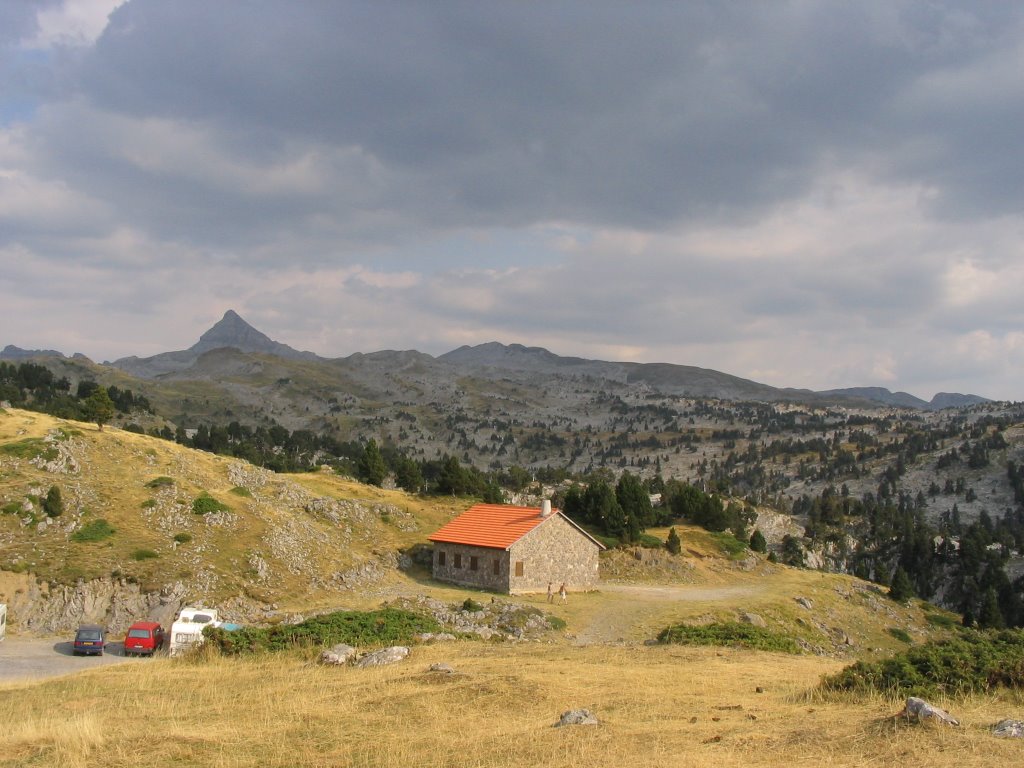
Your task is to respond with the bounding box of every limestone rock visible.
[319,644,357,666]
[739,612,766,627]
[795,597,814,610]
[992,719,1024,738]
[899,697,959,726]
[428,663,456,674]
[354,646,409,668]
[554,709,599,727]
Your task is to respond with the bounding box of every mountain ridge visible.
[4,311,993,408]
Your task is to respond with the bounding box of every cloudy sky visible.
[1,1,1023,400]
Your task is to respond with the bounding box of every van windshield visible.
[127,628,151,638]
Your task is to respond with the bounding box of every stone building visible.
[428,501,604,594]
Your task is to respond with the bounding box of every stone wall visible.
[431,543,509,591]
[507,514,600,594]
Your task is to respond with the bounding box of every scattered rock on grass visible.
[354,646,410,668]
[554,709,599,727]
[898,697,959,726]
[319,644,357,665]
[992,719,1024,738]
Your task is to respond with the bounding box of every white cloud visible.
[22,0,126,49]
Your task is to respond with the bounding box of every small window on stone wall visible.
[454,553,462,568]
[470,556,478,571]
[437,551,446,566]
[514,561,524,577]
[492,559,500,575]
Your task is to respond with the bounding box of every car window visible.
[128,628,150,638]
[77,630,102,641]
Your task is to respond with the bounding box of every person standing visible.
[547,582,554,603]
[558,583,567,604]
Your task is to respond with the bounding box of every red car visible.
[124,621,166,656]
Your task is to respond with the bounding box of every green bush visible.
[229,486,253,497]
[0,438,56,461]
[666,526,682,555]
[203,608,443,655]
[140,499,156,509]
[461,598,484,612]
[71,519,116,542]
[192,494,229,515]
[173,532,193,544]
[547,615,567,631]
[657,622,800,654]
[145,476,175,489]
[822,629,1024,697]
[710,532,748,560]
[887,627,912,643]
[637,533,664,549]
[925,613,960,629]
[2,501,22,515]
[132,548,159,561]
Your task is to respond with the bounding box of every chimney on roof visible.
[540,499,552,518]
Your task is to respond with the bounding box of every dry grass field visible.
[2,642,1022,768]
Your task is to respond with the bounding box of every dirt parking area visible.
[0,636,155,684]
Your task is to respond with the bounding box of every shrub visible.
[461,598,484,612]
[657,622,800,654]
[140,499,156,509]
[887,627,912,643]
[637,533,663,549]
[43,486,63,518]
[173,532,193,544]
[229,486,253,497]
[710,532,748,560]
[888,567,915,603]
[71,519,115,542]
[192,494,229,515]
[547,615,567,631]
[822,629,1024,697]
[145,476,175,489]
[132,548,159,561]
[0,438,56,461]
[203,608,443,655]
[925,613,959,629]
[2,501,22,515]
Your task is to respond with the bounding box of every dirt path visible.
[570,582,764,645]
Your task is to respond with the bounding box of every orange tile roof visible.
[428,503,559,550]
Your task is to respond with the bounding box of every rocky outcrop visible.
[3,576,189,635]
[354,646,409,668]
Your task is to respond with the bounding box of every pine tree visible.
[666,526,682,555]
[83,387,115,430]
[749,529,767,553]
[978,587,1006,629]
[888,566,915,603]
[357,439,387,487]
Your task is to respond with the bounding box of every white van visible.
[168,606,220,657]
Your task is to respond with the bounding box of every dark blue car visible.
[73,624,106,656]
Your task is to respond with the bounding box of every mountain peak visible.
[193,310,270,352]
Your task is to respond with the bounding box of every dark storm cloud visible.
[58,0,1021,240]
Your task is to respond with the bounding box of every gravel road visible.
[0,636,153,684]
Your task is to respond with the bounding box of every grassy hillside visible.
[0,407,456,613]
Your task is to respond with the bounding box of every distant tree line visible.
[0,361,151,422]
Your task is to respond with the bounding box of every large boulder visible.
[319,644,357,666]
[354,646,410,668]
[554,709,600,727]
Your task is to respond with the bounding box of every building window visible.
[454,553,462,569]
[470,556,478,571]
[514,561,524,577]
[492,559,500,575]
[437,551,446,566]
